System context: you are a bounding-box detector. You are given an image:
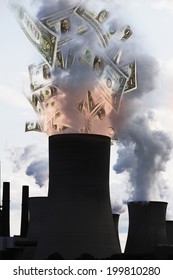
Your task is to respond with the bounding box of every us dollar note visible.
[25,121,42,132]
[115,25,133,41]
[73,5,108,47]
[66,49,75,69]
[26,93,43,114]
[40,6,88,47]
[28,61,52,91]
[8,0,57,66]
[97,56,127,112]
[121,61,137,93]
[112,48,123,65]
[55,50,65,69]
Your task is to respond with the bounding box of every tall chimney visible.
[125,201,167,255]
[20,185,29,237]
[2,182,10,237]
[34,134,121,259]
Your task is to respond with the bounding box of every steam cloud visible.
[7,144,48,188]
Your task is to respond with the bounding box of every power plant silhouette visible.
[0,134,173,260]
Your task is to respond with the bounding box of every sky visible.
[0,0,173,252]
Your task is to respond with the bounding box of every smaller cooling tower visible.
[125,201,167,255]
[166,221,173,246]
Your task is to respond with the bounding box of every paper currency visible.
[66,49,75,69]
[39,85,58,102]
[73,5,108,47]
[121,61,137,93]
[115,25,133,41]
[29,61,52,91]
[55,50,65,69]
[8,0,57,66]
[80,49,104,75]
[97,56,127,112]
[112,49,123,65]
[25,121,42,132]
[27,93,43,114]
[41,6,88,47]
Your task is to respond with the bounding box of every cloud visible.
[7,144,48,188]
[26,159,48,187]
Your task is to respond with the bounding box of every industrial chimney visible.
[33,134,121,259]
[1,182,10,237]
[20,185,29,237]
[125,201,167,256]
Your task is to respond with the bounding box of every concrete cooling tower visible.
[125,201,167,255]
[166,221,173,246]
[32,134,121,259]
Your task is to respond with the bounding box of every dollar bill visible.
[80,120,91,134]
[112,49,123,65]
[115,25,133,41]
[39,85,58,102]
[55,50,65,69]
[8,0,57,66]
[25,121,42,132]
[66,49,75,69]
[97,56,127,112]
[121,61,137,93]
[26,93,43,114]
[74,1,109,24]
[73,5,108,47]
[41,6,88,47]
[76,91,107,120]
[28,61,52,91]
[80,49,104,75]
[108,127,118,140]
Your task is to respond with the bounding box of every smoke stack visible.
[166,221,173,246]
[112,214,121,253]
[20,185,29,237]
[125,201,167,255]
[2,182,10,237]
[34,134,121,259]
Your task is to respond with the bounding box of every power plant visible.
[0,134,173,259]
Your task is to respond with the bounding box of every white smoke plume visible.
[114,108,172,201]
[7,144,48,188]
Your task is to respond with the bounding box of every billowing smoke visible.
[114,109,172,201]
[7,144,48,188]
[26,159,48,187]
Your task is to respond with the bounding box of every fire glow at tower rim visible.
[8,0,137,139]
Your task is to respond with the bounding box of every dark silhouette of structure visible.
[125,201,168,255]
[166,221,173,245]
[20,185,29,237]
[1,182,10,237]
[33,134,121,259]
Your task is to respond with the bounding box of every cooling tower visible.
[125,201,167,255]
[166,221,173,245]
[34,134,121,259]
[20,185,29,237]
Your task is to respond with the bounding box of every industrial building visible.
[0,134,173,259]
